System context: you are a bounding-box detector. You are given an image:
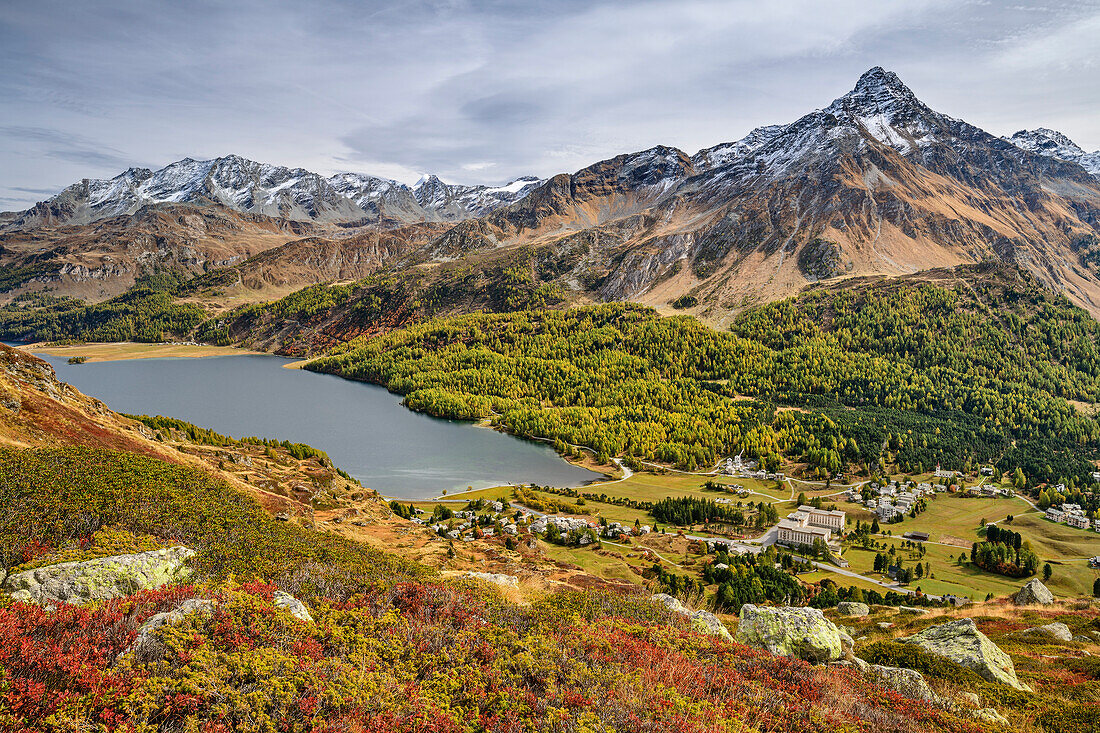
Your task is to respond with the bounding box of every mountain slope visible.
[4,66,1100,320]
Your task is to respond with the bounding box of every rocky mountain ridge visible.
[4,155,545,230]
[4,66,1100,320]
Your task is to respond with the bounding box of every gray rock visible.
[651,594,733,641]
[1014,622,1072,642]
[1013,578,1054,606]
[127,598,216,661]
[4,547,196,605]
[273,591,313,623]
[837,601,870,617]
[877,622,894,630]
[736,604,844,663]
[972,708,1009,726]
[865,664,937,702]
[899,605,929,615]
[904,618,1028,690]
[465,571,519,588]
[839,630,855,657]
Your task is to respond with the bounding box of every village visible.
[395,452,1100,605]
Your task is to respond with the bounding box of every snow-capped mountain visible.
[5,66,1100,321]
[1005,128,1100,176]
[7,156,544,229]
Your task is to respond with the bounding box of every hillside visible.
[286,263,1099,487]
[2,366,1100,732]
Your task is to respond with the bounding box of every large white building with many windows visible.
[776,505,846,548]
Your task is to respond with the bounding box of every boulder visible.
[899,605,929,615]
[1013,579,1054,606]
[837,601,869,617]
[273,591,313,623]
[736,604,844,663]
[972,708,1010,726]
[651,594,733,641]
[877,622,894,630]
[865,664,937,702]
[465,572,519,588]
[903,618,1028,690]
[128,598,216,662]
[1014,622,1072,642]
[4,547,196,605]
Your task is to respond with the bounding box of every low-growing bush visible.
[0,447,425,593]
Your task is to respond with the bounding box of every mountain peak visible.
[831,66,922,118]
[1007,128,1084,155]
[1007,128,1100,176]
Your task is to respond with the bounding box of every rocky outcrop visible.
[651,594,733,642]
[903,618,1028,690]
[465,572,519,588]
[836,601,869,617]
[128,598,216,662]
[736,604,844,663]
[1013,579,1054,606]
[1014,622,1072,642]
[4,547,196,605]
[274,590,313,623]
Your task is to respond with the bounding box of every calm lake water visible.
[40,353,601,499]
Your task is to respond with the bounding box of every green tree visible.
[1013,467,1026,490]
[1043,563,1053,581]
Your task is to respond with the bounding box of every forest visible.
[309,266,1100,483]
[0,288,206,344]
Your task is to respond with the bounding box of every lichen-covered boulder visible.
[127,598,216,662]
[651,594,733,641]
[1013,579,1054,606]
[866,664,937,702]
[903,618,1028,690]
[836,601,869,617]
[274,591,313,623]
[4,547,196,605]
[972,708,1009,726]
[736,604,844,663]
[1014,622,1072,642]
[465,572,518,588]
[899,605,928,615]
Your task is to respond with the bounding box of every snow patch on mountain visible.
[12,157,544,227]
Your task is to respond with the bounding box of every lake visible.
[39,353,602,499]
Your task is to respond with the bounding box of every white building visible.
[776,506,845,548]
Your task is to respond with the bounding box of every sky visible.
[1,0,1099,209]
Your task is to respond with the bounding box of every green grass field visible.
[866,493,1033,543]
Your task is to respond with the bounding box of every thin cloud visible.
[0,0,1098,212]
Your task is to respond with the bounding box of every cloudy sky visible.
[2,0,1099,208]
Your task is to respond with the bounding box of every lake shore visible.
[23,341,264,362]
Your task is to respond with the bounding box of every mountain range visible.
[4,67,1100,318]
